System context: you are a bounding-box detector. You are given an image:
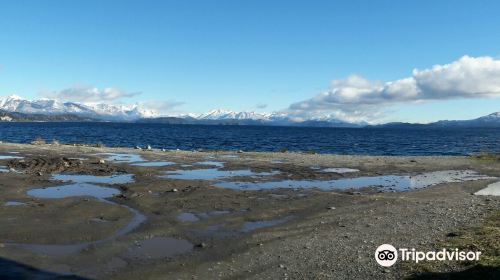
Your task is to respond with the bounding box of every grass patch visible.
[471,152,500,162]
[406,211,500,279]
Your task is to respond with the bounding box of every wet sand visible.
[0,142,498,279]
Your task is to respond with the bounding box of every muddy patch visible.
[7,156,120,175]
[126,237,193,259]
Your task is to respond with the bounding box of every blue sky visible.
[1,0,500,123]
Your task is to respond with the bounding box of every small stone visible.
[146,145,152,150]
[37,171,43,176]
[98,159,106,164]
[279,264,285,269]
[195,242,207,248]
[171,188,178,192]
[327,206,336,210]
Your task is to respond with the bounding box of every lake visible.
[0,122,499,156]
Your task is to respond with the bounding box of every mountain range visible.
[1,95,500,128]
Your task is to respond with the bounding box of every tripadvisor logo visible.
[375,244,482,267]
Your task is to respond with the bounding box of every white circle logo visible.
[375,244,398,267]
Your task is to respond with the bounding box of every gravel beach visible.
[0,142,498,279]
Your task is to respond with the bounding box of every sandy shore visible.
[0,142,498,279]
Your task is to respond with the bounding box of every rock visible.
[98,159,106,164]
[135,146,142,150]
[195,242,207,248]
[327,206,336,210]
[146,145,152,150]
[279,264,285,269]
[37,171,43,176]
[161,148,166,152]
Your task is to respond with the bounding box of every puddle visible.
[220,155,239,158]
[27,183,121,199]
[11,200,146,257]
[4,201,27,206]
[177,212,200,222]
[475,181,500,196]
[131,161,175,167]
[241,216,293,232]
[97,153,145,163]
[214,170,494,192]
[321,168,359,173]
[52,174,134,184]
[162,169,279,181]
[0,155,23,160]
[14,172,146,256]
[270,160,285,164]
[177,210,231,222]
[127,237,193,259]
[195,161,225,168]
[68,157,88,161]
[27,173,134,200]
[0,166,9,173]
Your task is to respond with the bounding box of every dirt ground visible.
[0,142,498,279]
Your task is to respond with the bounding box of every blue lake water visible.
[1,122,500,155]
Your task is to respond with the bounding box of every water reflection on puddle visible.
[321,168,359,173]
[27,183,120,199]
[52,174,134,184]
[0,155,23,160]
[97,153,145,163]
[4,201,27,206]
[0,166,9,173]
[195,161,225,168]
[163,169,279,181]
[131,161,175,167]
[177,210,231,222]
[475,181,500,196]
[214,170,494,192]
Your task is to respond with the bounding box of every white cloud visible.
[138,100,185,114]
[287,56,500,123]
[41,85,141,103]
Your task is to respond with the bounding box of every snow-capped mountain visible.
[191,109,273,121]
[0,95,157,121]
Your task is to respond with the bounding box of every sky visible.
[1,0,500,123]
